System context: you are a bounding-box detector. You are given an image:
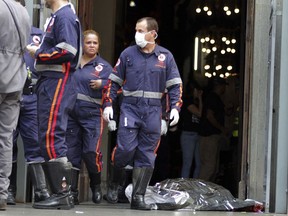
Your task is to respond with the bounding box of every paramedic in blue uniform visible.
[66,30,112,204]
[26,0,82,210]
[103,17,183,210]
[7,26,50,206]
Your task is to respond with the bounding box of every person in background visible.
[0,0,30,211]
[198,77,230,182]
[66,30,112,205]
[179,81,203,179]
[102,17,183,210]
[7,25,50,207]
[26,0,82,210]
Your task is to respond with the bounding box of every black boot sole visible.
[32,196,74,210]
[33,203,74,210]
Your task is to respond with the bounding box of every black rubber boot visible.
[104,165,124,204]
[28,163,50,202]
[32,161,74,210]
[89,172,102,204]
[7,162,17,205]
[130,167,154,210]
[118,168,132,203]
[70,169,79,205]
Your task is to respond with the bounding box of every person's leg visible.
[180,131,194,178]
[130,104,160,210]
[28,163,50,202]
[66,112,82,205]
[35,76,76,209]
[18,94,50,203]
[192,135,201,178]
[199,135,221,182]
[37,76,76,161]
[80,104,104,204]
[118,166,132,203]
[105,163,125,203]
[7,129,18,205]
[105,103,139,204]
[131,167,154,210]
[33,159,74,209]
[7,162,17,205]
[70,168,79,205]
[210,135,225,182]
[88,172,102,203]
[0,92,21,210]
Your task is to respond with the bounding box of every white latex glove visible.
[26,44,39,58]
[169,108,179,126]
[103,107,113,122]
[160,119,168,135]
[108,120,117,131]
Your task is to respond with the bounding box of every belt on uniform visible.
[23,86,36,95]
[77,93,102,105]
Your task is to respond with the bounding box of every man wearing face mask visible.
[102,17,183,210]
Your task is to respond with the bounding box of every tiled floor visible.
[1,202,286,216]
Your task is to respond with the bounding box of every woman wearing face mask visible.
[66,30,113,204]
[102,17,183,210]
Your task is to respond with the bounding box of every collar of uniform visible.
[53,3,70,15]
[154,44,162,56]
[92,55,101,67]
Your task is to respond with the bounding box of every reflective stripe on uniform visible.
[77,93,102,105]
[122,89,162,99]
[166,77,182,88]
[143,91,162,99]
[56,42,77,55]
[109,73,124,86]
[35,64,64,72]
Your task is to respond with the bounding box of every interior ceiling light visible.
[205,72,212,78]
[196,8,201,13]
[223,6,229,11]
[226,10,232,16]
[216,65,222,70]
[234,8,240,13]
[129,0,136,7]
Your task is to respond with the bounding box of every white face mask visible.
[135,32,148,48]
[135,31,157,48]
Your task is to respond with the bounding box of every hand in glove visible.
[108,120,117,131]
[160,119,168,135]
[26,44,39,58]
[169,108,179,126]
[103,106,113,122]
